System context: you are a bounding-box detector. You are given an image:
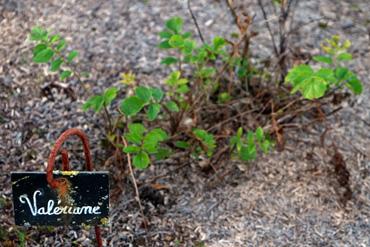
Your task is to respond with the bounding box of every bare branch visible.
[187,0,205,44]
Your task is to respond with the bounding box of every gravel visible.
[0,0,369,246]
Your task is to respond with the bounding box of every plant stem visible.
[122,135,148,232]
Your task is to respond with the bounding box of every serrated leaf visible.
[120,96,145,117]
[159,40,172,49]
[33,48,54,63]
[169,34,184,48]
[176,85,189,94]
[143,128,168,153]
[337,52,352,61]
[82,95,104,112]
[335,67,349,81]
[313,55,333,64]
[159,30,172,39]
[298,76,327,99]
[165,101,179,112]
[285,65,314,87]
[60,70,72,80]
[32,44,47,56]
[128,123,146,136]
[147,103,161,121]
[133,151,150,169]
[135,86,152,103]
[161,56,178,65]
[125,123,146,145]
[150,87,164,101]
[50,58,63,72]
[315,68,335,84]
[123,146,141,154]
[67,50,78,62]
[346,73,363,94]
[103,87,118,106]
[165,16,183,34]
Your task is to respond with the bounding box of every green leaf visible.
[143,128,168,153]
[67,50,78,62]
[165,16,183,34]
[150,87,164,101]
[123,146,141,154]
[82,95,104,112]
[103,87,118,106]
[133,151,150,169]
[32,44,47,56]
[33,48,54,63]
[60,70,72,80]
[285,65,314,87]
[56,39,66,51]
[120,96,145,117]
[335,67,349,81]
[165,101,179,112]
[255,127,264,143]
[169,34,184,48]
[50,58,63,72]
[176,85,189,94]
[161,56,178,65]
[128,123,146,137]
[154,147,172,160]
[166,71,181,86]
[30,27,48,41]
[135,86,152,103]
[240,145,256,161]
[337,52,352,61]
[159,40,172,49]
[49,34,60,44]
[313,55,333,64]
[297,76,327,99]
[193,128,216,157]
[315,68,336,84]
[125,123,146,144]
[147,103,161,121]
[346,73,363,94]
[213,36,226,50]
[183,40,195,54]
[159,30,172,39]
[175,141,190,149]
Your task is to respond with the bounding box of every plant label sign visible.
[11,171,109,226]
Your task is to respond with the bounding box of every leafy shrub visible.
[29,20,362,174]
[30,27,80,80]
[285,35,362,99]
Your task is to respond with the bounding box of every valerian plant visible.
[29,21,362,174]
[285,35,363,99]
[30,27,80,81]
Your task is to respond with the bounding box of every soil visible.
[0,0,369,246]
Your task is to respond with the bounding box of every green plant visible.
[30,27,82,81]
[230,127,273,161]
[285,35,363,99]
[123,123,169,169]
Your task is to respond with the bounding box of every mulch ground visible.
[1,0,369,246]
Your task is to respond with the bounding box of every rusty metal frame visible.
[46,128,103,247]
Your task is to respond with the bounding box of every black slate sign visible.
[11,171,109,226]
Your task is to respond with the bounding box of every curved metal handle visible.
[46,128,93,188]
